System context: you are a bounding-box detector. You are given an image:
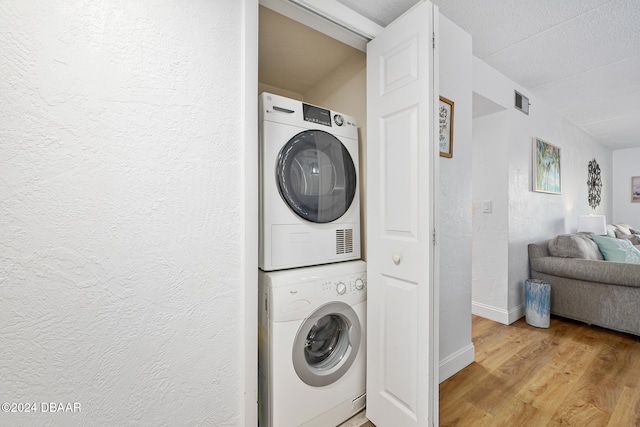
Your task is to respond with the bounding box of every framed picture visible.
[632,176,640,203]
[439,96,454,158]
[532,137,561,194]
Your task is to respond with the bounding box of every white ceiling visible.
[430,0,640,150]
[261,0,640,150]
[336,0,420,27]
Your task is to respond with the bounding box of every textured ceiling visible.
[262,0,640,150]
[432,0,640,150]
[336,0,420,27]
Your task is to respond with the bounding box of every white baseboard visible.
[508,303,525,324]
[439,343,474,383]
[472,301,525,325]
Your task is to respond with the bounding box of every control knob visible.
[355,278,365,291]
[336,282,347,295]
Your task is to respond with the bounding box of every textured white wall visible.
[472,112,510,313]
[472,60,613,324]
[506,102,612,314]
[470,60,512,321]
[612,148,640,225]
[0,1,251,425]
[437,16,474,381]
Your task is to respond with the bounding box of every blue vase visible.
[525,279,550,328]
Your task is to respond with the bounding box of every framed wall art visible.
[632,176,640,203]
[439,96,454,158]
[587,158,602,209]
[532,137,561,194]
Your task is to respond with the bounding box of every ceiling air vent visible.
[515,90,530,115]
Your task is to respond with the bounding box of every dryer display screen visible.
[302,104,331,127]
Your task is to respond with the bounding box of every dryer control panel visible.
[302,103,331,126]
[260,92,358,139]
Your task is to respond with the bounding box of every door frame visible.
[260,0,372,52]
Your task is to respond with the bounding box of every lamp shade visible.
[578,215,607,235]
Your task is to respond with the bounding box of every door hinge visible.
[432,228,436,245]
[432,32,435,48]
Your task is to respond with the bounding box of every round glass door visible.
[277,130,356,223]
[292,302,360,387]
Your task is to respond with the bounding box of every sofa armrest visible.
[528,240,551,259]
[530,256,640,288]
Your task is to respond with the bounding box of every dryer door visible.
[277,130,357,223]
[292,301,361,387]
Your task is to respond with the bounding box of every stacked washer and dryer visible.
[258,92,367,427]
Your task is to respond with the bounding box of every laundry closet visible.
[256,2,459,425]
[257,5,371,427]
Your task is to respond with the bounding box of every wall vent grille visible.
[515,90,530,115]
[336,229,354,254]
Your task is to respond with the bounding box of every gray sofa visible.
[528,227,640,336]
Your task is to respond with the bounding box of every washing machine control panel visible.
[321,276,366,297]
[265,272,367,322]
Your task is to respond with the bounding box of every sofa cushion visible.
[590,234,640,264]
[614,230,640,245]
[611,223,633,235]
[548,234,603,260]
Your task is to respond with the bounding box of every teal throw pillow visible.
[590,234,640,264]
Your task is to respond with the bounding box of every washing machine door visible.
[292,301,361,387]
[277,130,357,223]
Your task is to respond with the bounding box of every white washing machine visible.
[258,260,367,427]
[259,92,361,271]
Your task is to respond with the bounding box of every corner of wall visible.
[439,343,474,383]
[438,11,474,379]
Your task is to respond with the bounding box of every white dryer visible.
[258,260,367,427]
[259,92,361,271]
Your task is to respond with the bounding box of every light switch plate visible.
[482,200,492,213]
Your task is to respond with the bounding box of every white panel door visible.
[366,2,438,427]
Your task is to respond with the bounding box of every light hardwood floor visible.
[439,315,640,426]
[361,315,640,426]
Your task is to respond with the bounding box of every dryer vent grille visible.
[336,229,354,254]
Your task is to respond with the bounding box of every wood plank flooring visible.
[439,315,640,426]
[360,315,640,426]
